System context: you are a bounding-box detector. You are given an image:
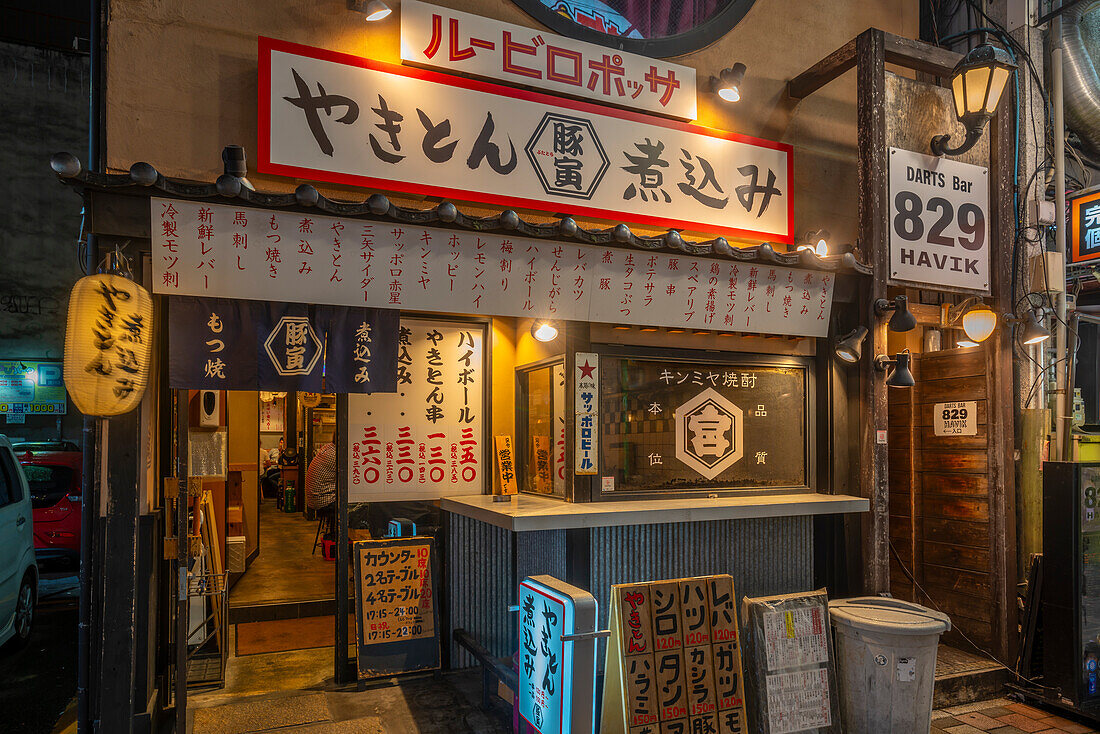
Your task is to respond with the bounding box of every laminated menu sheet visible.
[740,589,841,734]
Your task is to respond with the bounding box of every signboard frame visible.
[591,344,816,502]
[258,36,793,243]
[0,360,66,417]
[352,535,441,679]
[1069,187,1100,265]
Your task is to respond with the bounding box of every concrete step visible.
[934,643,1009,708]
[229,598,338,625]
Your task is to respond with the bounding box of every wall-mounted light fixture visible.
[875,351,915,388]
[875,295,917,332]
[956,339,980,348]
[961,305,997,342]
[532,321,559,342]
[930,43,1015,157]
[1005,306,1051,345]
[349,0,391,20]
[833,326,868,364]
[712,63,747,103]
[796,229,830,258]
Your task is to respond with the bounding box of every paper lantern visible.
[64,273,154,417]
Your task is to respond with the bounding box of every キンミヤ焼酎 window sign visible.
[598,355,808,496]
[259,36,791,243]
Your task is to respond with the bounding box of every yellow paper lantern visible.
[63,273,154,417]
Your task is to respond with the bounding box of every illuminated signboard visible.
[519,575,598,734]
[1070,189,1100,265]
[0,361,66,416]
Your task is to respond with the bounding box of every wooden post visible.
[174,390,189,734]
[988,98,1019,663]
[856,28,891,594]
[335,393,352,683]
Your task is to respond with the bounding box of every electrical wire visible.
[887,540,1062,693]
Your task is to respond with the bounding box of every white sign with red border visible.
[259,37,792,243]
[399,0,697,120]
[574,353,598,476]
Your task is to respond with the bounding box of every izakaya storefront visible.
[62,2,905,730]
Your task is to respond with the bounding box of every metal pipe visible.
[1054,16,1070,460]
[78,0,104,729]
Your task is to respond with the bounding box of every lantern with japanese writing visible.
[63,273,153,416]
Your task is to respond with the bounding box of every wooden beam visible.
[856,28,891,595]
[788,30,961,102]
[788,37,858,100]
[884,32,961,78]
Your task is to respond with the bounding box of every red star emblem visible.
[578,360,596,379]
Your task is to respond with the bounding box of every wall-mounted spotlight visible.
[874,295,917,332]
[1005,306,1051,345]
[833,326,868,364]
[712,63,747,103]
[930,43,1015,157]
[532,321,559,342]
[796,229,830,258]
[875,351,915,388]
[349,0,391,21]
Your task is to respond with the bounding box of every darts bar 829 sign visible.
[259,37,791,243]
[888,147,990,293]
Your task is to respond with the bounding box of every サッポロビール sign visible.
[259,37,791,243]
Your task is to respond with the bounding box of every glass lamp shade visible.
[950,44,1015,123]
[63,273,153,417]
[962,307,997,342]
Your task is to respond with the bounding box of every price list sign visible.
[353,537,440,678]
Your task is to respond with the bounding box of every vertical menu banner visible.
[574,352,598,475]
[602,575,747,734]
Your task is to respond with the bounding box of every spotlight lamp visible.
[1005,307,1051,345]
[875,295,917,333]
[349,0,391,20]
[833,326,868,364]
[712,63,747,103]
[874,351,916,388]
[930,43,1016,157]
[796,229,831,258]
[531,321,559,342]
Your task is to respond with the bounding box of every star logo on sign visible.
[578,360,596,379]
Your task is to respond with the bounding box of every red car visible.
[15,443,82,568]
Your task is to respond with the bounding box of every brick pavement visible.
[933,698,1099,734]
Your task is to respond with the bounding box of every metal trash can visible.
[828,597,950,734]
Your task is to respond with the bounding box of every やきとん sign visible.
[888,147,990,293]
[259,36,791,242]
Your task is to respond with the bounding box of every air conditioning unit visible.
[198,390,220,428]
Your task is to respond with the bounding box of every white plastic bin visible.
[828,597,951,734]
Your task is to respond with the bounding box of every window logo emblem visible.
[674,388,743,479]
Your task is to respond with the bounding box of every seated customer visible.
[305,442,336,513]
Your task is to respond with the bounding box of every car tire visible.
[2,574,35,652]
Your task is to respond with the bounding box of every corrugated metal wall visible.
[446,514,813,668]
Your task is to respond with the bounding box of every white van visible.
[0,435,37,650]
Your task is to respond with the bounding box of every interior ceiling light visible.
[931,43,1016,156]
[796,229,830,258]
[833,326,868,364]
[532,321,559,342]
[961,306,997,343]
[875,295,917,333]
[713,63,747,103]
[875,351,916,388]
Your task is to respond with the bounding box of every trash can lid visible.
[828,597,951,635]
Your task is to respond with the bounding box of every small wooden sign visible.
[602,575,746,734]
[352,536,440,679]
[533,434,552,493]
[493,435,518,496]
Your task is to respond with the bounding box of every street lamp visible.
[930,44,1015,157]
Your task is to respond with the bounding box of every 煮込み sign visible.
[888,147,989,293]
[259,37,791,242]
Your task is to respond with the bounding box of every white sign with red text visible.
[347,319,484,501]
[574,352,598,476]
[399,0,697,120]
[151,199,834,338]
[259,37,791,243]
